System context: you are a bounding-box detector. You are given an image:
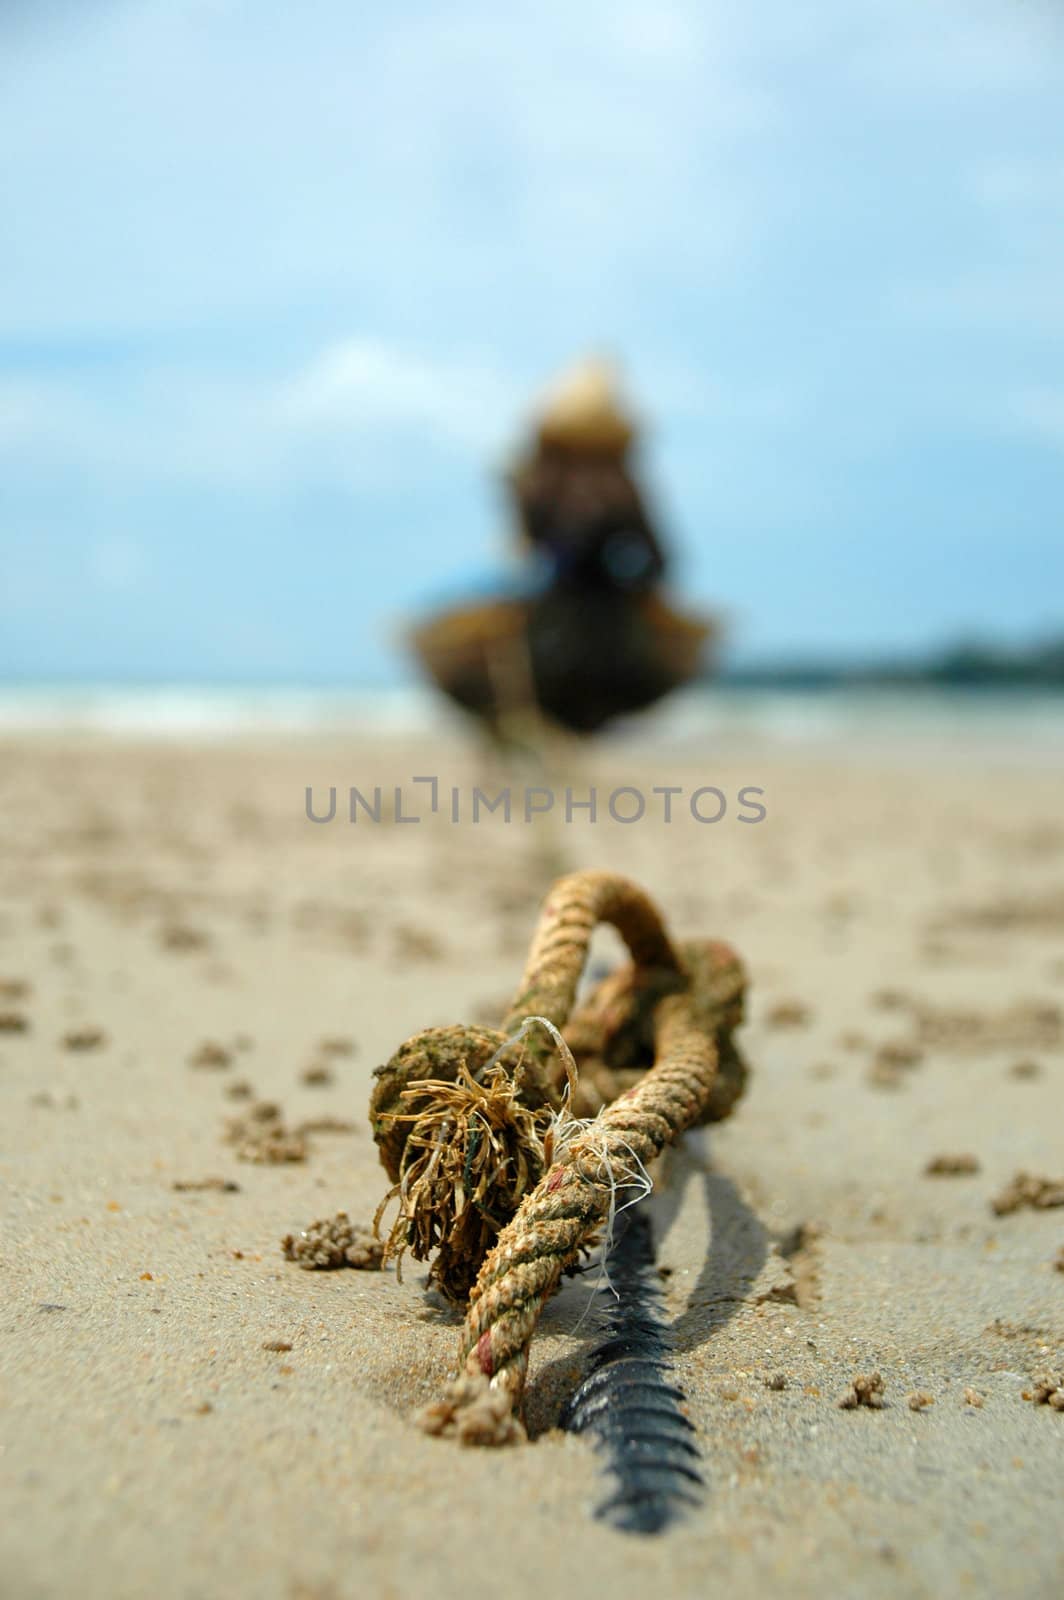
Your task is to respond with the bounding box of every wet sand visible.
[1,730,1062,1599]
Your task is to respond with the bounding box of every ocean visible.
[0,682,1061,765]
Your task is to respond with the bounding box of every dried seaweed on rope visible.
[373,1059,553,1302]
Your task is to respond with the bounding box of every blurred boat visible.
[411,591,716,735]
[408,358,719,736]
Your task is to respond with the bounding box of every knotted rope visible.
[369,870,748,1437]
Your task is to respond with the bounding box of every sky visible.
[2,0,1063,684]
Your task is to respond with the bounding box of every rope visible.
[368,869,749,1440]
[458,989,716,1407]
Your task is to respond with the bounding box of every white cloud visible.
[279,339,522,453]
[1,0,1062,606]
[0,364,272,485]
[0,336,798,496]
[0,338,529,497]
[0,0,781,341]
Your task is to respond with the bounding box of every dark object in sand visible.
[299,1062,335,1087]
[560,1205,703,1535]
[924,1153,981,1177]
[172,1176,240,1193]
[317,1036,357,1057]
[838,1372,886,1410]
[282,1212,383,1270]
[990,1172,1064,1216]
[188,1040,232,1070]
[764,998,812,1030]
[225,1101,307,1164]
[62,1026,106,1052]
[159,923,209,952]
[1029,1372,1064,1410]
[294,1115,357,1136]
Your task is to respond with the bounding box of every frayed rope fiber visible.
[368,869,750,1440]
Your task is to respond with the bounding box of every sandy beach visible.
[1,725,1062,1600]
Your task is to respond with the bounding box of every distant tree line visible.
[718,633,1064,690]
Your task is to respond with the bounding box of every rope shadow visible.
[653,1137,769,1356]
[522,1133,769,1435]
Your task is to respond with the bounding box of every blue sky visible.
[2,0,1063,684]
